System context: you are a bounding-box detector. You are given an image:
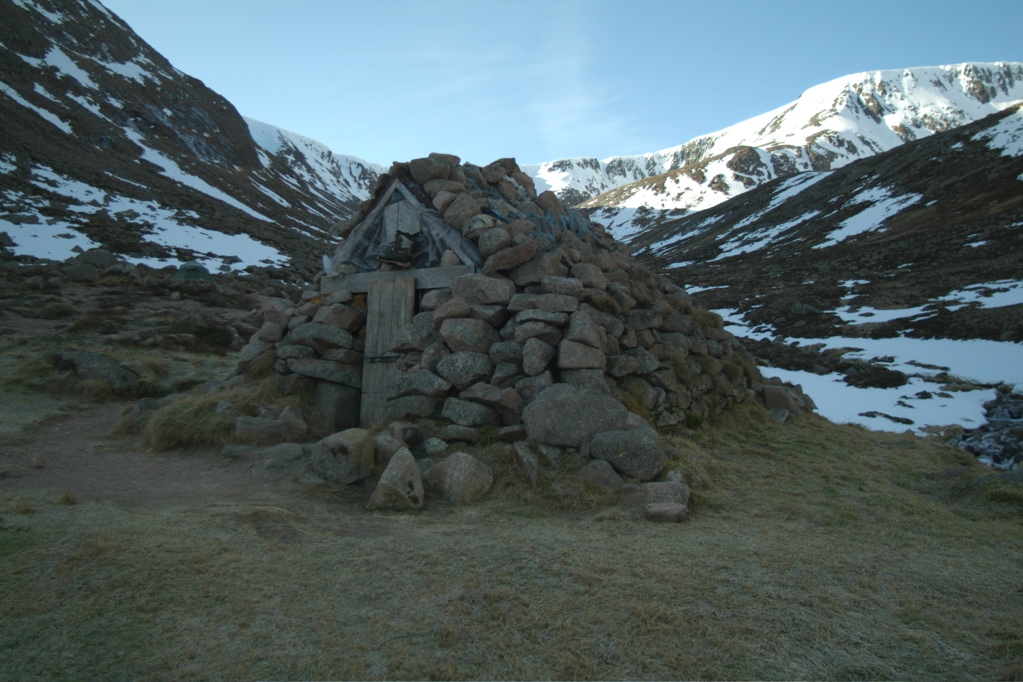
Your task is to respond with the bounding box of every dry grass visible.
[0,404,1020,681]
[139,376,305,451]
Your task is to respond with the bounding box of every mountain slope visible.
[521,62,1023,241]
[0,0,380,275]
[634,105,1023,344]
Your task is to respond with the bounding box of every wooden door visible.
[360,275,415,428]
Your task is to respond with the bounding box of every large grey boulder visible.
[423,451,494,504]
[522,383,629,447]
[308,428,373,484]
[52,351,139,390]
[589,430,665,481]
[367,448,424,511]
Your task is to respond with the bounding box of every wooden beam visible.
[321,265,474,294]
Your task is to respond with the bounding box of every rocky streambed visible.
[951,387,1023,471]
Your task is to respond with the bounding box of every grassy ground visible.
[1,403,1020,681]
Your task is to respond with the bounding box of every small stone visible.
[644,502,689,523]
[422,437,449,455]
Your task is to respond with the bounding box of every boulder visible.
[571,263,606,290]
[286,358,361,387]
[423,451,494,504]
[557,339,607,370]
[51,351,139,390]
[409,156,450,184]
[436,351,493,389]
[439,318,500,354]
[443,193,482,230]
[291,322,354,354]
[432,296,472,327]
[313,304,365,333]
[575,459,625,491]
[522,338,556,376]
[372,430,407,465]
[451,273,516,306]
[441,397,500,427]
[590,430,665,481]
[522,383,629,447]
[367,448,424,511]
[478,228,512,258]
[458,382,523,416]
[482,241,538,275]
[489,339,523,364]
[390,369,452,399]
[308,428,373,484]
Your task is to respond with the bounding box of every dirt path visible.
[1,400,287,506]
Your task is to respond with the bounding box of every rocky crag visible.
[228,153,814,513]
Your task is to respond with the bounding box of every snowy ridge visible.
[521,62,1023,241]
[0,0,382,273]
[244,118,381,206]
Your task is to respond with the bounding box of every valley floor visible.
[1,397,1021,681]
[0,258,1020,681]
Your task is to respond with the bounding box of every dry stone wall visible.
[237,153,773,451]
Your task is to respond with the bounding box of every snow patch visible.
[0,83,71,133]
[717,306,1023,434]
[43,46,97,90]
[974,106,1023,156]
[125,131,272,222]
[814,186,922,249]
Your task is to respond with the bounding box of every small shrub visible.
[693,308,724,329]
[665,293,694,315]
[684,411,703,429]
[14,498,34,515]
[64,315,123,335]
[668,350,693,386]
[694,354,721,376]
[722,358,743,383]
[143,396,236,451]
[621,387,656,428]
[56,490,77,505]
[139,356,171,378]
[630,283,655,308]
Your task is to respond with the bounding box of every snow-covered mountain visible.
[0,0,381,275]
[626,104,1023,436]
[522,62,1023,241]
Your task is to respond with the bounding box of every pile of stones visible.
[231,153,813,515]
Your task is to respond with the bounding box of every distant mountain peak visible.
[521,62,1023,242]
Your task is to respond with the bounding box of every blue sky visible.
[101,0,1022,168]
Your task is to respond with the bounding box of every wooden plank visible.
[320,264,473,294]
[359,276,415,428]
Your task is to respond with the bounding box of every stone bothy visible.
[236,152,778,462]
